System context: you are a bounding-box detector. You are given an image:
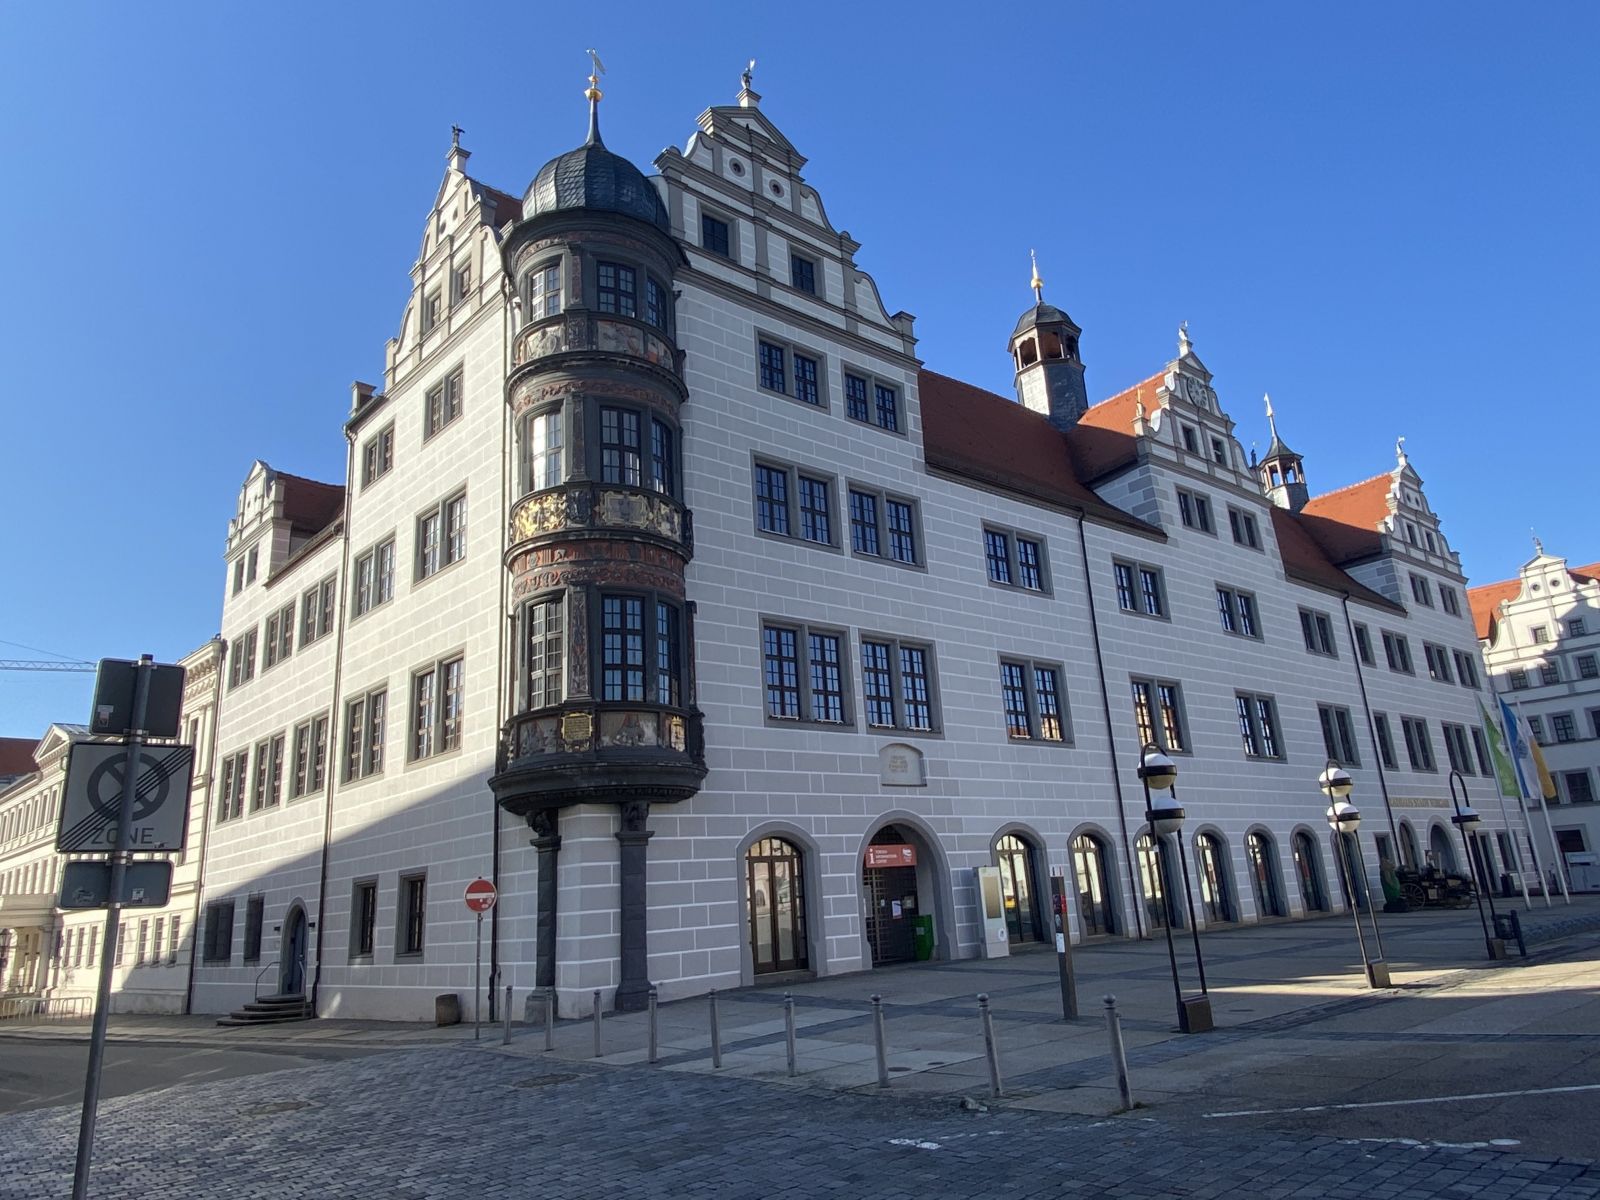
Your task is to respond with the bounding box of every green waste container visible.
[912,915,935,961]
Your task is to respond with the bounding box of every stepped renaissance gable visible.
[186,66,1511,1023]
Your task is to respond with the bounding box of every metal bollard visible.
[503,984,513,1045]
[543,988,554,1052]
[871,994,890,1088]
[709,988,723,1068]
[1103,995,1134,1111]
[647,985,659,1065]
[978,993,1003,1099]
[784,993,797,1078]
[592,989,603,1058]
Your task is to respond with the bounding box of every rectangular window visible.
[1442,723,1474,773]
[1299,609,1337,657]
[353,537,396,617]
[850,490,880,556]
[167,917,179,966]
[524,596,564,709]
[1565,772,1595,804]
[1374,712,1398,770]
[1471,726,1494,776]
[344,687,387,781]
[985,530,1012,585]
[844,370,900,432]
[1440,586,1461,617]
[763,625,800,720]
[755,463,790,536]
[1181,424,1199,454]
[263,603,295,669]
[227,628,257,690]
[1578,654,1599,680]
[1176,487,1214,534]
[243,895,264,963]
[351,880,378,958]
[1131,677,1187,752]
[1509,668,1529,691]
[758,341,786,394]
[792,353,819,406]
[983,527,1048,592]
[1114,560,1165,617]
[1552,712,1577,743]
[1571,617,1589,638]
[1228,507,1261,549]
[250,734,284,811]
[1353,623,1374,666]
[1454,650,1481,688]
[797,475,831,545]
[700,213,731,258]
[1541,661,1561,685]
[850,488,922,565]
[874,383,900,432]
[291,719,313,798]
[526,261,562,318]
[1210,436,1227,466]
[398,873,427,957]
[362,423,395,488]
[1400,716,1437,771]
[1216,586,1261,638]
[602,596,646,702]
[600,407,642,486]
[425,367,464,439]
[885,499,917,564]
[1409,573,1434,607]
[1531,625,1548,644]
[1424,643,1454,683]
[1319,704,1361,765]
[650,419,675,496]
[597,261,637,316]
[203,900,235,963]
[417,490,467,580]
[806,631,844,723]
[861,636,937,732]
[216,754,247,823]
[656,602,682,706]
[527,410,564,491]
[845,373,869,422]
[1114,562,1136,611]
[1382,630,1414,674]
[300,576,336,647]
[1236,692,1283,759]
[645,276,668,329]
[1528,715,1545,741]
[1000,659,1069,742]
[791,253,816,294]
[763,624,848,725]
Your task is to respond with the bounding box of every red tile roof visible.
[1075,372,1166,482]
[917,370,1155,533]
[277,471,345,537]
[1467,560,1600,641]
[1297,473,1393,564]
[0,736,38,781]
[1269,508,1401,612]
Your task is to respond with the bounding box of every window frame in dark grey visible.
[753,458,837,548]
[522,406,565,494]
[1209,435,1228,466]
[1578,653,1599,680]
[227,627,257,690]
[1423,642,1454,684]
[1564,771,1595,804]
[998,657,1071,743]
[1441,722,1475,774]
[202,900,235,964]
[1318,703,1361,766]
[1571,616,1589,638]
[242,895,264,963]
[343,684,388,784]
[700,211,732,259]
[1381,629,1414,674]
[521,594,565,711]
[1353,622,1375,666]
[1409,573,1435,607]
[415,486,469,582]
[362,422,395,489]
[352,534,397,619]
[841,366,903,434]
[790,252,817,295]
[289,711,329,800]
[847,484,923,568]
[594,592,687,707]
[1453,649,1482,688]
[1541,661,1561,685]
[1508,667,1529,691]
[859,633,940,735]
[1235,691,1285,760]
[410,653,465,762]
[263,601,295,670]
[396,871,427,959]
[760,619,853,728]
[423,364,464,441]
[1374,712,1398,770]
[1130,676,1189,754]
[249,733,285,812]
[522,258,562,320]
[596,260,638,317]
[1299,608,1337,657]
[1440,585,1462,617]
[1176,487,1215,534]
[300,575,336,648]
[350,878,378,960]
[421,288,443,335]
[1216,586,1261,638]
[983,526,1050,593]
[1180,423,1199,455]
[755,333,826,409]
[1471,726,1494,776]
[1530,625,1548,644]
[1113,558,1167,618]
[1227,506,1262,549]
[1399,716,1437,772]
[215,753,247,823]
[1551,712,1578,743]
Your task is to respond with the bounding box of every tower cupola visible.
[1256,393,1309,511]
[1008,252,1088,430]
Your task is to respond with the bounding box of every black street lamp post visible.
[1449,770,1507,960]
[1138,744,1213,1034]
[1318,761,1391,988]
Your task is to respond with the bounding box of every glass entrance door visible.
[994,835,1039,944]
[748,838,807,974]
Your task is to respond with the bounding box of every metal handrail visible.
[253,960,280,1001]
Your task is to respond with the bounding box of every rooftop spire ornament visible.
[742,58,756,90]
[1178,321,1192,358]
[1264,392,1278,440]
[584,48,606,144]
[1395,435,1407,467]
[451,124,463,151]
[1029,249,1044,304]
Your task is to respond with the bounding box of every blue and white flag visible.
[1498,695,1537,802]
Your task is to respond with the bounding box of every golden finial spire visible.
[583,49,606,144]
[1264,392,1278,440]
[1029,249,1044,304]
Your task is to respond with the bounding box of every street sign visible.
[464,878,497,913]
[59,861,173,909]
[89,659,185,738]
[57,742,193,852]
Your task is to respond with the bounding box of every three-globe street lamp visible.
[1449,770,1507,960]
[1318,761,1391,988]
[1138,744,1213,1034]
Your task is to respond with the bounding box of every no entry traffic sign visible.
[464,878,497,913]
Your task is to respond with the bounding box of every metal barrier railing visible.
[0,995,93,1022]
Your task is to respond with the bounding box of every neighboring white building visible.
[190,71,1512,1023]
[1471,543,1600,878]
[0,639,224,1013]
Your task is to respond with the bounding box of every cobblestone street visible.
[0,1042,1595,1200]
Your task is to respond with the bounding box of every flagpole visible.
[1504,697,1554,908]
[1492,784,1532,911]
[1484,697,1535,910]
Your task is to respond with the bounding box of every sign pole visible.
[1048,867,1078,1020]
[474,912,483,1041]
[72,654,151,1200]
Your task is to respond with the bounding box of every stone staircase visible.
[217,993,312,1027]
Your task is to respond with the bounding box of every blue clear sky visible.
[3,2,1596,735]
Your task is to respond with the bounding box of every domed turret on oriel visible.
[1008,252,1088,429]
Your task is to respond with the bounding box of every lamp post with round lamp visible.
[1449,770,1507,960]
[1318,761,1391,988]
[1138,744,1213,1034]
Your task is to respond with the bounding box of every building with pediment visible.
[1470,544,1600,881]
[188,68,1511,1022]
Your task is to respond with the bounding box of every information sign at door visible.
[865,844,917,869]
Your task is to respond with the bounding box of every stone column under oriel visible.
[614,800,653,1012]
[527,809,561,991]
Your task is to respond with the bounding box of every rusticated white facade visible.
[188,79,1512,1022]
